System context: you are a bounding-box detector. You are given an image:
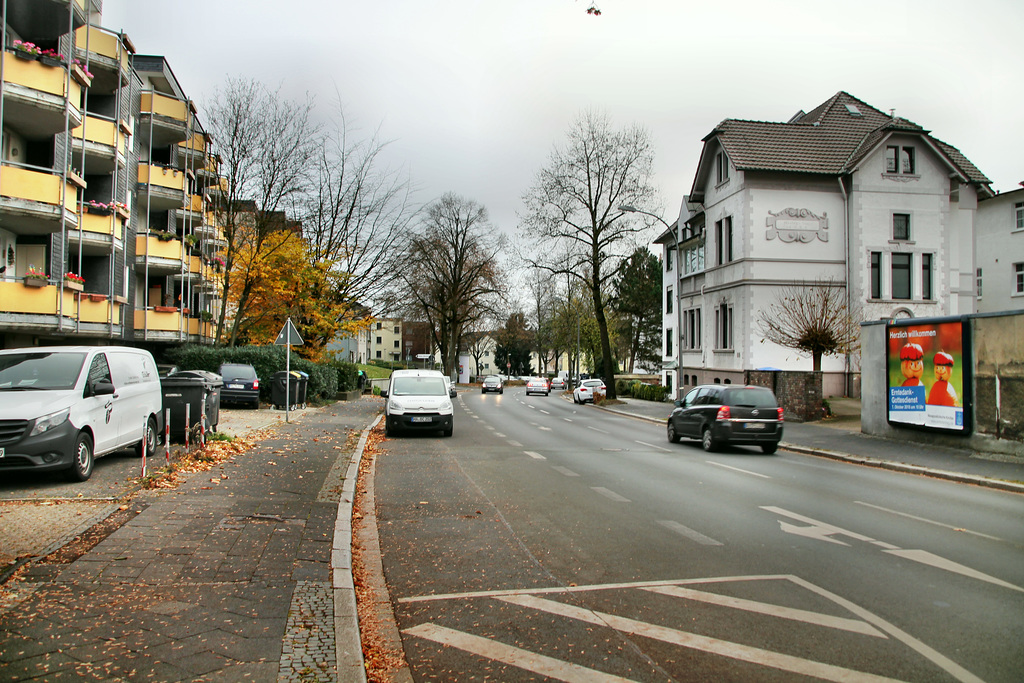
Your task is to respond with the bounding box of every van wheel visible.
[761,443,778,455]
[667,422,680,443]
[67,433,94,482]
[135,416,158,458]
[701,426,718,452]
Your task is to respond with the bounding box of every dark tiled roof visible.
[707,91,989,185]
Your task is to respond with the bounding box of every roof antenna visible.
[889,108,896,118]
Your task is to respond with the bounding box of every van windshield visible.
[0,352,87,391]
[391,376,446,397]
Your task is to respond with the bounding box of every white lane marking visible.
[471,415,480,420]
[587,426,608,434]
[764,507,1024,594]
[507,441,523,447]
[525,451,546,460]
[404,623,635,683]
[551,466,579,477]
[591,487,630,503]
[486,425,495,431]
[563,418,573,423]
[643,585,885,637]
[495,433,506,438]
[882,548,1024,593]
[540,409,551,415]
[854,501,1003,541]
[527,404,536,410]
[498,595,908,683]
[635,440,671,452]
[657,520,722,546]
[539,426,553,431]
[706,461,771,479]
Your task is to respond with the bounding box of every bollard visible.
[185,403,191,454]
[164,408,171,467]
[200,389,207,447]
[141,415,147,478]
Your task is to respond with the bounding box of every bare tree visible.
[205,78,320,346]
[397,194,505,376]
[755,277,862,371]
[302,105,416,313]
[526,268,557,374]
[520,110,658,398]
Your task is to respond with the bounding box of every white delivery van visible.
[0,346,163,481]
[380,369,454,437]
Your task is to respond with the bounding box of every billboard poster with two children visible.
[886,317,970,433]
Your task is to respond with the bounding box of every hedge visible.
[615,378,671,402]
[165,345,338,402]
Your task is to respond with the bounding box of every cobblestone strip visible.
[0,501,118,569]
[279,579,337,682]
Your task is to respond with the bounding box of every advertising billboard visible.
[886,317,970,433]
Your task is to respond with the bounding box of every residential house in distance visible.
[659,92,992,398]
[1,0,223,350]
[371,318,403,364]
[975,185,1024,313]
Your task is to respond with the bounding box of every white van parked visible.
[0,346,163,481]
[380,369,454,437]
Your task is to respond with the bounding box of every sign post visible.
[274,318,304,422]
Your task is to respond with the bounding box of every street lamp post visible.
[619,205,684,399]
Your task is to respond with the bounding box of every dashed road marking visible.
[635,440,670,452]
[591,487,630,503]
[524,451,546,460]
[657,520,722,546]
[707,461,771,479]
[552,466,579,477]
[587,426,608,434]
[507,441,523,447]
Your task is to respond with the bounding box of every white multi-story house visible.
[371,318,403,363]
[659,92,992,398]
[975,186,1024,313]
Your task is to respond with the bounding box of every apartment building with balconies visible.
[0,0,223,350]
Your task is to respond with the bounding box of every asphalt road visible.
[375,387,1024,682]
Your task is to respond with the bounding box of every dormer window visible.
[715,151,729,184]
[886,145,916,174]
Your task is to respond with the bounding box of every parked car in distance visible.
[526,377,550,396]
[218,363,261,408]
[549,377,566,391]
[667,384,783,454]
[573,379,606,404]
[0,346,163,481]
[381,369,454,437]
[481,375,503,394]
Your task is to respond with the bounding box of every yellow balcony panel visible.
[139,92,189,147]
[135,235,183,275]
[135,309,182,333]
[137,164,186,211]
[1,281,61,314]
[175,194,204,225]
[0,165,80,235]
[77,296,120,324]
[68,212,123,254]
[70,115,128,175]
[73,25,131,93]
[2,52,84,138]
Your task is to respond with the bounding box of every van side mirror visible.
[674,399,684,408]
[449,388,457,398]
[91,380,115,397]
[380,389,389,399]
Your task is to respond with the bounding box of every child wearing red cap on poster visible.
[899,343,925,387]
[927,351,959,406]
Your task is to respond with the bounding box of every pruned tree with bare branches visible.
[396,193,506,377]
[520,110,658,398]
[755,278,862,371]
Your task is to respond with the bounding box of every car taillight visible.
[716,405,730,420]
[777,407,784,421]
[253,379,260,389]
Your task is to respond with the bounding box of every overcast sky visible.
[101,0,1023,236]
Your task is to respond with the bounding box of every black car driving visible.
[667,384,783,454]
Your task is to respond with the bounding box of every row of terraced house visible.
[1,0,226,352]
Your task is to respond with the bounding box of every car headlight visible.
[388,400,404,414]
[30,407,71,437]
[441,400,453,414]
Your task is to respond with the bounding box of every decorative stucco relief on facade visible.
[765,208,829,243]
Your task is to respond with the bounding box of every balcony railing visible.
[73,25,131,93]
[0,281,121,327]
[137,164,186,211]
[71,114,129,175]
[0,163,79,235]
[134,309,214,342]
[1,51,83,137]
[138,91,189,146]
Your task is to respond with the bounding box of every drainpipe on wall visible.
[838,175,851,397]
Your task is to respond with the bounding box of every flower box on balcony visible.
[113,295,128,304]
[70,64,92,88]
[24,277,48,288]
[63,281,83,292]
[115,206,130,220]
[86,205,113,216]
[12,49,37,61]
[87,293,107,302]
[66,171,87,190]
[154,306,177,313]
[39,55,62,68]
